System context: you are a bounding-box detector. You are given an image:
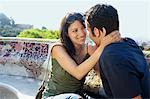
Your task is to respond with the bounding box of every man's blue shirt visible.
[99,38,150,98]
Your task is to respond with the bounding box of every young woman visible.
[43,12,121,99]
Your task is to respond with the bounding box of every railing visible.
[0,37,57,99]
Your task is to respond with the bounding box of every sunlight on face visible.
[68,20,86,45]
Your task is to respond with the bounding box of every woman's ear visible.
[93,27,101,37]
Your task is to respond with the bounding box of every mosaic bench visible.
[0,37,56,99]
[0,37,149,99]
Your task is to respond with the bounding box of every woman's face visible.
[68,20,86,46]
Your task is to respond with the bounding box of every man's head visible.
[85,4,119,45]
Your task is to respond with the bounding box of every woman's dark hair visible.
[60,12,85,60]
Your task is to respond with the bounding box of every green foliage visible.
[0,13,59,38]
[0,13,32,37]
[17,29,60,39]
[0,25,22,37]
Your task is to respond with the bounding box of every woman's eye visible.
[73,29,78,32]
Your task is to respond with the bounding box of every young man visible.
[85,4,150,99]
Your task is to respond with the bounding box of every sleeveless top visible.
[44,52,90,97]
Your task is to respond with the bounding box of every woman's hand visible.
[100,27,121,48]
[88,45,97,55]
[88,28,121,55]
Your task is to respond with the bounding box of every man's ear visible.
[94,27,103,37]
[93,27,102,37]
[101,27,106,37]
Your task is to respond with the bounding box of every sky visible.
[0,0,150,41]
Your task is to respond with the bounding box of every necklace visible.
[75,45,83,56]
[74,45,85,64]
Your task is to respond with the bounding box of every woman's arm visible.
[88,45,100,75]
[52,31,120,80]
[52,44,104,80]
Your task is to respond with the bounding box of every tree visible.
[0,13,30,37]
[10,17,15,27]
[0,13,11,26]
[0,25,22,37]
[42,26,47,30]
[17,29,60,39]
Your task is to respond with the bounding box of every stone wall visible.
[0,37,56,79]
[0,37,149,99]
[0,37,56,99]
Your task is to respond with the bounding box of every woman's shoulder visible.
[51,42,66,59]
[51,41,64,51]
[52,40,63,46]
[50,41,63,49]
[49,41,64,56]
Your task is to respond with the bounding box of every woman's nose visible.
[78,29,86,36]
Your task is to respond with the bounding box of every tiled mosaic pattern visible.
[0,38,53,79]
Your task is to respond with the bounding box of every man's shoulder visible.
[103,37,138,51]
[100,43,128,64]
[100,37,142,60]
[100,38,133,59]
[102,42,123,54]
[100,45,122,61]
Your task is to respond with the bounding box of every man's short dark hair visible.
[85,4,119,35]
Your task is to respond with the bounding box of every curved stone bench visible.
[0,37,57,99]
[0,82,19,99]
[0,37,149,99]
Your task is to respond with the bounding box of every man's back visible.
[99,38,150,98]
